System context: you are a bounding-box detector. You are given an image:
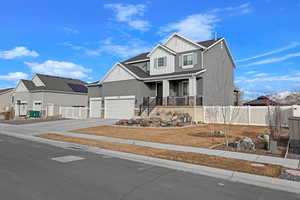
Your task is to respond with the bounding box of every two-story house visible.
[88,33,235,119]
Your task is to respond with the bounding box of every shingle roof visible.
[123,52,149,63]
[197,38,223,47]
[121,63,150,78]
[123,38,222,64]
[21,80,43,91]
[0,88,14,94]
[244,96,279,106]
[21,74,88,93]
[121,63,203,79]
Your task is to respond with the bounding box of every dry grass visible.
[72,124,271,148]
[38,133,282,177]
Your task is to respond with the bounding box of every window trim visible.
[156,56,167,68]
[182,53,194,69]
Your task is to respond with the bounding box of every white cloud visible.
[237,42,300,62]
[97,38,151,58]
[254,73,268,77]
[64,37,151,58]
[104,3,150,31]
[0,72,28,81]
[63,27,79,34]
[242,51,300,67]
[246,70,257,74]
[159,14,219,41]
[25,60,91,79]
[159,3,252,42]
[0,47,39,59]
[210,2,253,14]
[236,74,300,83]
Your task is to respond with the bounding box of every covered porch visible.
[143,76,203,108]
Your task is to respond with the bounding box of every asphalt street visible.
[0,133,299,200]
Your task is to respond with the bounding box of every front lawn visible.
[71,124,287,157]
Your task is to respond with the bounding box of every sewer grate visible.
[51,155,85,163]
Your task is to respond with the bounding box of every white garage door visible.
[105,96,135,119]
[15,101,28,116]
[89,98,102,118]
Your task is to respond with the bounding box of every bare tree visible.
[267,106,282,140]
[216,42,241,147]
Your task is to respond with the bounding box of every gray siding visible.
[102,79,154,107]
[202,42,234,106]
[88,85,103,98]
[0,91,13,112]
[14,91,88,110]
[175,49,203,72]
[196,77,203,96]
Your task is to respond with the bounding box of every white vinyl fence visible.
[203,106,295,127]
[59,107,88,119]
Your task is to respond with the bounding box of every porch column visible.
[162,80,169,106]
[189,76,197,106]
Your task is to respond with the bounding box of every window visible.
[156,56,167,67]
[183,54,193,66]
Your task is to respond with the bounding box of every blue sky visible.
[0,0,300,99]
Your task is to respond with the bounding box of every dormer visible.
[148,44,176,75]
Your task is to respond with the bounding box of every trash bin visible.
[288,117,300,154]
[29,110,41,118]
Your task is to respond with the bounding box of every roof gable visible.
[102,63,136,83]
[164,33,206,51]
[15,80,30,92]
[147,44,176,57]
[100,63,140,84]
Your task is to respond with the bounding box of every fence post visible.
[203,106,205,123]
[248,105,251,125]
[229,106,232,124]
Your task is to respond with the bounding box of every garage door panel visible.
[105,97,135,119]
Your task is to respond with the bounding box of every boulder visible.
[237,137,255,151]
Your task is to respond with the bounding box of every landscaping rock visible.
[279,169,300,182]
[237,137,255,151]
[150,117,161,123]
[116,120,129,125]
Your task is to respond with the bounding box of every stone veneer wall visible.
[150,106,204,122]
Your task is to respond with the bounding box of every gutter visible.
[28,90,88,95]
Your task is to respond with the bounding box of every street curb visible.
[57,131,300,169]
[1,131,300,195]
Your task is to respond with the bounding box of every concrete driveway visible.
[0,119,116,136]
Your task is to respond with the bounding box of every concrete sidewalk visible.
[55,131,300,169]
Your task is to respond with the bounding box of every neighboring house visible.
[13,74,88,117]
[0,88,14,112]
[244,96,279,106]
[88,33,235,119]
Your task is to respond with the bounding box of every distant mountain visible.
[267,92,300,105]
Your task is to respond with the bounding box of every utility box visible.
[288,117,300,154]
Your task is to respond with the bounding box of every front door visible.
[156,82,163,105]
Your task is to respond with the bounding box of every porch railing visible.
[167,96,203,106]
